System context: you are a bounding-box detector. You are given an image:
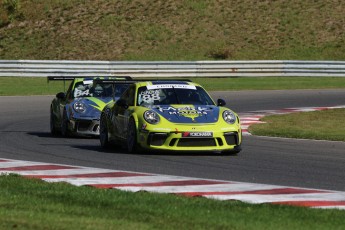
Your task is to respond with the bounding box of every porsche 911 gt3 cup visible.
[49,76,132,137]
[100,80,242,154]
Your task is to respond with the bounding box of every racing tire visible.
[127,118,139,153]
[50,107,58,136]
[100,114,110,149]
[61,110,70,137]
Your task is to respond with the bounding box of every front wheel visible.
[61,110,70,137]
[127,118,139,153]
[50,107,58,136]
[100,114,110,149]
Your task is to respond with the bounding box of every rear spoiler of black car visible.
[47,76,132,82]
[47,76,133,91]
[92,79,137,84]
[93,78,193,86]
[47,76,190,82]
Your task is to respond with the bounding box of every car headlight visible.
[144,110,160,124]
[73,102,87,113]
[223,110,236,124]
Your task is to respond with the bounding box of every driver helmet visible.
[93,85,104,97]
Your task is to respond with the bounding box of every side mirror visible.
[56,92,66,99]
[217,99,226,106]
[116,98,129,109]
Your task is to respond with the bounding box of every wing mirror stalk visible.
[217,99,226,106]
[56,92,66,99]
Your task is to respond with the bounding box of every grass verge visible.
[2,76,345,96]
[1,174,344,230]
[1,1,345,60]
[249,109,345,141]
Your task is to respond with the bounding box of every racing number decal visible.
[74,88,90,97]
[139,90,161,104]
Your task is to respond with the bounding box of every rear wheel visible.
[100,114,110,148]
[127,118,139,153]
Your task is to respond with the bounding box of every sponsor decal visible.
[83,80,93,85]
[183,132,213,137]
[221,127,233,131]
[153,105,219,123]
[158,106,210,114]
[158,106,211,121]
[152,127,171,131]
[147,84,196,90]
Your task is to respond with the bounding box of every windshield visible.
[73,81,129,98]
[114,84,131,100]
[137,85,214,106]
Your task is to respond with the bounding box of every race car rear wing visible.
[47,76,133,91]
[92,78,193,88]
[47,76,132,81]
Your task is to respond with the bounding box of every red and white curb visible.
[240,105,345,135]
[1,158,345,210]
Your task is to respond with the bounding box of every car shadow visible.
[71,144,238,157]
[27,132,238,157]
[27,131,98,140]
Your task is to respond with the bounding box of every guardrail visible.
[1,60,345,77]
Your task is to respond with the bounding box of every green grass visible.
[249,109,345,141]
[1,174,344,230]
[2,76,345,96]
[1,0,345,60]
[0,77,67,96]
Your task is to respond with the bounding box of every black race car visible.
[49,76,132,136]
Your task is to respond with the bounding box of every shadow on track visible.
[70,144,239,157]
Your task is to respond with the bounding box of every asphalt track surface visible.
[1,89,345,192]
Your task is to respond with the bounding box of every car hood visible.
[150,105,220,123]
[74,97,113,112]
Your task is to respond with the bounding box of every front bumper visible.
[138,128,242,153]
[69,118,100,136]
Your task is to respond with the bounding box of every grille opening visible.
[177,138,216,147]
[148,133,167,146]
[77,121,92,131]
[224,132,238,145]
[216,137,223,146]
[93,124,99,132]
[169,138,178,147]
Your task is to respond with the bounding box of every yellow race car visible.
[100,80,242,154]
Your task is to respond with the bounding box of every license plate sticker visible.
[182,132,213,137]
